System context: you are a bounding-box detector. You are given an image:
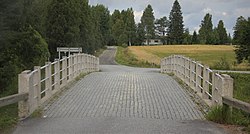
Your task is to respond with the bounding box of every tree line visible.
[0,0,249,94]
[0,0,111,94]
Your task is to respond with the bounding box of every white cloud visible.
[222,12,227,16]
[203,8,212,13]
[134,10,143,23]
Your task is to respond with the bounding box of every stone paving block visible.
[44,65,204,120]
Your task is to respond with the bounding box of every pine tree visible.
[199,13,213,44]
[112,19,126,45]
[135,23,145,45]
[191,31,199,44]
[217,20,228,44]
[227,33,232,44]
[233,16,247,44]
[183,28,191,44]
[212,27,220,45]
[168,0,184,44]
[141,4,155,45]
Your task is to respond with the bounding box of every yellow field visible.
[128,45,249,70]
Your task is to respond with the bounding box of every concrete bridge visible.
[12,47,227,134]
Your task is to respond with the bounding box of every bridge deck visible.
[13,47,227,134]
[44,65,203,120]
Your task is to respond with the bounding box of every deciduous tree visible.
[233,16,250,64]
[141,4,155,45]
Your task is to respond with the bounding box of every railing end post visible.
[18,70,31,119]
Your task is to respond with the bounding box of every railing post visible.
[87,55,90,73]
[212,73,223,105]
[61,57,67,87]
[221,74,234,116]
[74,54,78,78]
[77,54,80,75]
[18,70,31,118]
[173,55,177,75]
[202,65,209,100]
[68,55,73,81]
[221,74,234,98]
[54,59,60,92]
[80,54,84,73]
[195,62,201,94]
[190,60,196,89]
[96,57,100,72]
[45,62,52,101]
[184,57,190,86]
[34,66,41,107]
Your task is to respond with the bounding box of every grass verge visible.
[115,46,159,68]
[206,72,250,133]
[0,104,18,134]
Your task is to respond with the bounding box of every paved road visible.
[99,46,117,65]
[13,47,227,134]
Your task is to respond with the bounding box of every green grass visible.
[129,45,250,70]
[0,77,19,133]
[226,72,250,133]
[228,73,250,103]
[206,73,250,133]
[205,105,232,124]
[0,104,18,134]
[115,47,159,68]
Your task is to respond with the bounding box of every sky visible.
[89,0,250,35]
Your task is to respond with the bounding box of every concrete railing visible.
[161,55,250,113]
[0,53,99,119]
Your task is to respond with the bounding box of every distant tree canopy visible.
[233,16,250,64]
[110,8,136,46]
[0,0,111,94]
[0,0,50,94]
[155,16,169,45]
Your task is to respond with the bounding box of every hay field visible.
[128,45,249,70]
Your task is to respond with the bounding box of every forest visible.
[0,0,249,95]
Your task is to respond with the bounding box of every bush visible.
[213,56,231,70]
[206,105,232,124]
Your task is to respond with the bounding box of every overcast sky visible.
[89,0,250,35]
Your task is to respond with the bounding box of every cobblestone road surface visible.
[13,47,227,134]
[43,65,203,120]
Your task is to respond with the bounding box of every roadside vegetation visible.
[0,104,18,134]
[206,73,250,133]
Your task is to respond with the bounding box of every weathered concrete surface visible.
[14,117,225,134]
[13,47,227,134]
